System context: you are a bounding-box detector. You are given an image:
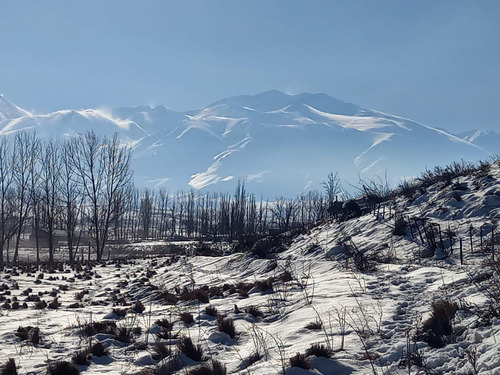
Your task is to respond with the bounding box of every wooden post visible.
[88,241,91,262]
[460,238,463,265]
[469,225,473,254]
[408,216,415,239]
[492,225,495,261]
[437,224,444,249]
[480,226,483,252]
[448,224,453,253]
[415,219,425,244]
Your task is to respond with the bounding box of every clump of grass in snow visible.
[289,352,311,369]
[177,336,205,362]
[48,361,80,375]
[217,316,236,338]
[186,359,227,375]
[1,358,17,375]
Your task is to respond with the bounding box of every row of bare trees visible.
[120,185,331,242]
[0,131,132,266]
[0,131,344,265]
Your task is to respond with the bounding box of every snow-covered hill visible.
[0,91,491,196]
[2,159,500,374]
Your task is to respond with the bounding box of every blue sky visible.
[1,0,499,132]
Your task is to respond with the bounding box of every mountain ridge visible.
[0,91,494,197]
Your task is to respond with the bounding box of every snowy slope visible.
[0,94,32,121]
[2,162,500,374]
[0,92,490,196]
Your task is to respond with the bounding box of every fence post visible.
[415,219,425,244]
[469,225,474,254]
[492,225,495,261]
[460,238,463,265]
[88,241,91,262]
[480,226,483,252]
[448,224,453,254]
[408,216,415,239]
[437,224,444,249]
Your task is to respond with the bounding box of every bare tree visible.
[61,141,84,262]
[12,132,37,262]
[139,189,153,239]
[0,137,17,267]
[70,132,132,261]
[322,171,342,204]
[41,139,62,262]
[28,134,43,263]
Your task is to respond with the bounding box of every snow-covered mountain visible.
[0,94,32,121]
[0,91,491,196]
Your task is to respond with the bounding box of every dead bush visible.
[305,343,332,358]
[289,352,311,369]
[205,305,218,317]
[254,278,273,292]
[177,336,205,362]
[246,306,264,319]
[1,358,17,375]
[179,311,195,325]
[186,359,226,375]
[151,342,171,361]
[48,361,80,375]
[90,342,109,357]
[305,320,322,330]
[217,316,236,339]
[419,299,458,348]
[71,349,91,366]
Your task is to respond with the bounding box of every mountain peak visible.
[203,90,361,117]
[0,95,32,121]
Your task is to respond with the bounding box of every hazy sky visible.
[1,0,499,132]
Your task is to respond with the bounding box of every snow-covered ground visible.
[2,165,500,374]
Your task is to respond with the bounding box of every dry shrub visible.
[80,321,117,336]
[114,326,134,343]
[278,270,293,282]
[71,349,91,366]
[155,319,173,330]
[112,308,127,317]
[254,278,273,292]
[217,316,236,339]
[1,358,17,375]
[186,359,227,375]
[305,320,322,330]
[246,306,264,319]
[393,212,407,236]
[133,300,146,313]
[179,312,195,325]
[177,336,205,362]
[48,361,80,375]
[419,299,458,348]
[289,352,311,369]
[90,342,109,357]
[205,305,218,317]
[305,343,332,358]
[151,342,171,361]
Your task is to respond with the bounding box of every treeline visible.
[0,131,131,266]
[122,185,330,242]
[0,131,339,266]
